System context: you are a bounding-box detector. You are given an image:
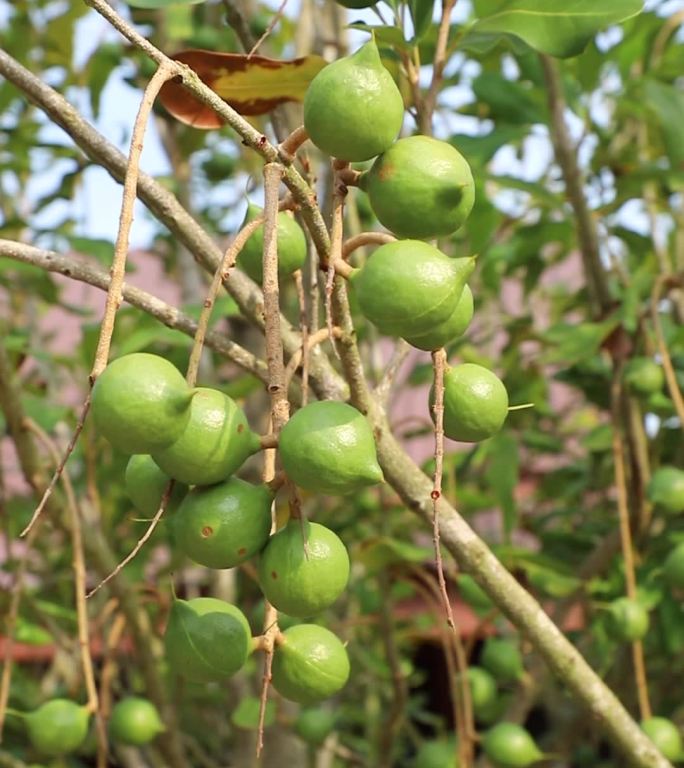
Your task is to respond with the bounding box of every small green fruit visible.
[365,136,475,239]
[272,624,350,703]
[164,597,252,683]
[258,520,350,617]
[663,543,684,590]
[124,454,187,517]
[92,353,192,454]
[648,466,684,514]
[237,204,307,283]
[279,401,383,495]
[25,700,90,757]
[152,388,260,486]
[172,478,273,569]
[404,285,474,351]
[624,357,664,396]
[480,638,524,683]
[109,697,164,746]
[295,708,337,745]
[466,666,498,718]
[482,723,543,767]
[433,363,508,443]
[351,241,474,338]
[606,597,649,642]
[304,39,404,161]
[641,717,683,761]
[413,738,459,767]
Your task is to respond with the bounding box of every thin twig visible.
[19,395,90,537]
[341,231,396,261]
[185,211,278,387]
[283,326,343,388]
[651,275,684,425]
[24,419,107,757]
[86,481,176,599]
[293,269,310,405]
[248,0,290,57]
[327,163,348,356]
[92,60,176,378]
[430,349,454,630]
[21,62,175,537]
[421,0,457,134]
[610,372,652,722]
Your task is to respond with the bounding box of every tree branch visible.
[0,240,269,384]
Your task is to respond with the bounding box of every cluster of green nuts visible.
[12,696,164,758]
[89,353,386,707]
[303,37,509,444]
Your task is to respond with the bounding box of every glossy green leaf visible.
[409,0,434,41]
[642,78,684,166]
[473,0,644,58]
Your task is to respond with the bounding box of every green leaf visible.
[484,433,519,538]
[357,537,431,573]
[127,0,204,7]
[471,72,544,124]
[473,0,644,58]
[347,24,412,51]
[409,0,434,42]
[641,78,684,166]
[542,318,619,365]
[450,126,527,165]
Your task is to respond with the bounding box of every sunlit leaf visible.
[472,0,644,58]
[159,49,327,126]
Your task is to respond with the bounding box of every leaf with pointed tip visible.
[159,49,327,127]
[472,0,644,58]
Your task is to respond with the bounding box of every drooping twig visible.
[184,205,290,388]
[430,348,455,630]
[283,326,343,389]
[610,373,652,722]
[86,481,176,600]
[20,62,176,537]
[23,419,108,759]
[651,275,684,426]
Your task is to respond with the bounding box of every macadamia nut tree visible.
[1,1,683,767]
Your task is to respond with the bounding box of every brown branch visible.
[421,0,457,134]
[0,49,346,402]
[248,0,290,57]
[540,54,611,316]
[0,240,268,384]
